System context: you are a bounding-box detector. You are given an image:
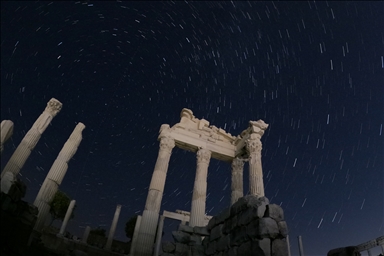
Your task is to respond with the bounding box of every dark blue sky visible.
[1,1,383,255]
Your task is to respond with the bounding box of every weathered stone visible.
[175,242,190,256]
[202,236,210,247]
[247,217,279,239]
[179,224,194,233]
[191,245,205,256]
[223,218,232,235]
[230,226,248,246]
[172,231,191,243]
[216,208,230,224]
[194,226,210,236]
[160,254,174,256]
[237,238,270,255]
[227,246,238,256]
[207,216,216,231]
[230,197,249,215]
[277,221,288,237]
[210,224,223,241]
[327,246,360,256]
[205,240,216,255]
[238,202,266,226]
[162,241,176,253]
[272,239,289,256]
[190,234,202,246]
[216,235,230,251]
[265,204,284,222]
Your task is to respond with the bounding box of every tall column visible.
[246,135,264,197]
[135,137,175,256]
[1,120,14,154]
[129,215,142,256]
[298,235,305,256]
[33,122,85,232]
[82,226,91,243]
[1,98,62,181]
[59,200,76,235]
[154,215,165,256]
[230,157,244,206]
[189,148,211,227]
[106,204,122,250]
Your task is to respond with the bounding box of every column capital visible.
[245,137,262,154]
[159,137,175,153]
[196,148,211,164]
[231,157,245,170]
[45,98,62,117]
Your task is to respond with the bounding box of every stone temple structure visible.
[134,108,268,256]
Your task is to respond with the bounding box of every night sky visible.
[1,1,383,255]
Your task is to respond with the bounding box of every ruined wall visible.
[161,195,289,256]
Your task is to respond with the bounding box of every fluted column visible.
[129,215,142,256]
[230,157,244,206]
[1,98,62,182]
[246,134,264,197]
[33,122,85,232]
[82,226,91,243]
[105,204,122,250]
[189,148,211,227]
[1,120,14,154]
[154,215,165,256]
[59,199,76,235]
[135,137,174,256]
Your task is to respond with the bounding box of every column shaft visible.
[1,98,62,181]
[106,204,122,250]
[59,200,76,235]
[154,215,165,256]
[82,226,91,243]
[135,137,174,256]
[246,136,264,197]
[33,123,85,232]
[1,120,14,154]
[190,148,211,227]
[129,215,142,256]
[230,158,244,206]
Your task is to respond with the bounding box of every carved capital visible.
[245,138,262,154]
[45,98,62,116]
[196,148,211,164]
[231,157,244,171]
[159,137,175,152]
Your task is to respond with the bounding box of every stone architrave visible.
[189,148,211,227]
[59,200,76,235]
[106,204,122,250]
[230,157,244,205]
[135,136,175,256]
[245,121,268,197]
[1,120,14,154]
[33,122,85,232]
[82,226,91,243]
[1,98,62,182]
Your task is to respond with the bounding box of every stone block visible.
[223,218,232,235]
[238,203,266,226]
[162,241,176,253]
[175,242,190,256]
[194,226,210,236]
[277,221,288,237]
[230,197,249,215]
[207,216,216,231]
[247,217,279,239]
[237,238,270,256]
[160,254,174,256]
[227,246,238,256]
[202,236,210,247]
[189,234,202,246]
[205,240,216,255]
[272,239,289,256]
[229,226,248,246]
[216,235,230,252]
[179,224,194,233]
[172,230,191,243]
[265,204,284,222]
[216,208,230,224]
[191,244,205,256]
[210,224,223,241]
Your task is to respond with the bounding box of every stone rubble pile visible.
[160,195,289,256]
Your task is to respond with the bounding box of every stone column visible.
[1,120,14,154]
[135,137,175,256]
[1,98,62,181]
[189,148,211,227]
[33,122,85,231]
[230,157,244,206]
[82,226,91,243]
[154,215,165,256]
[59,200,76,235]
[106,204,122,250]
[129,215,142,256]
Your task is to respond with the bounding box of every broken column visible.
[59,200,76,235]
[189,148,211,227]
[245,120,268,197]
[82,226,91,243]
[135,135,175,256]
[1,98,62,183]
[106,204,122,250]
[33,122,85,232]
[1,120,14,154]
[230,157,244,206]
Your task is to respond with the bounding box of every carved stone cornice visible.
[45,98,62,116]
[196,148,211,164]
[159,137,175,153]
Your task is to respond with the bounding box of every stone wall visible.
[160,195,289,256]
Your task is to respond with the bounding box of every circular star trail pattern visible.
[1,2,383,255]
